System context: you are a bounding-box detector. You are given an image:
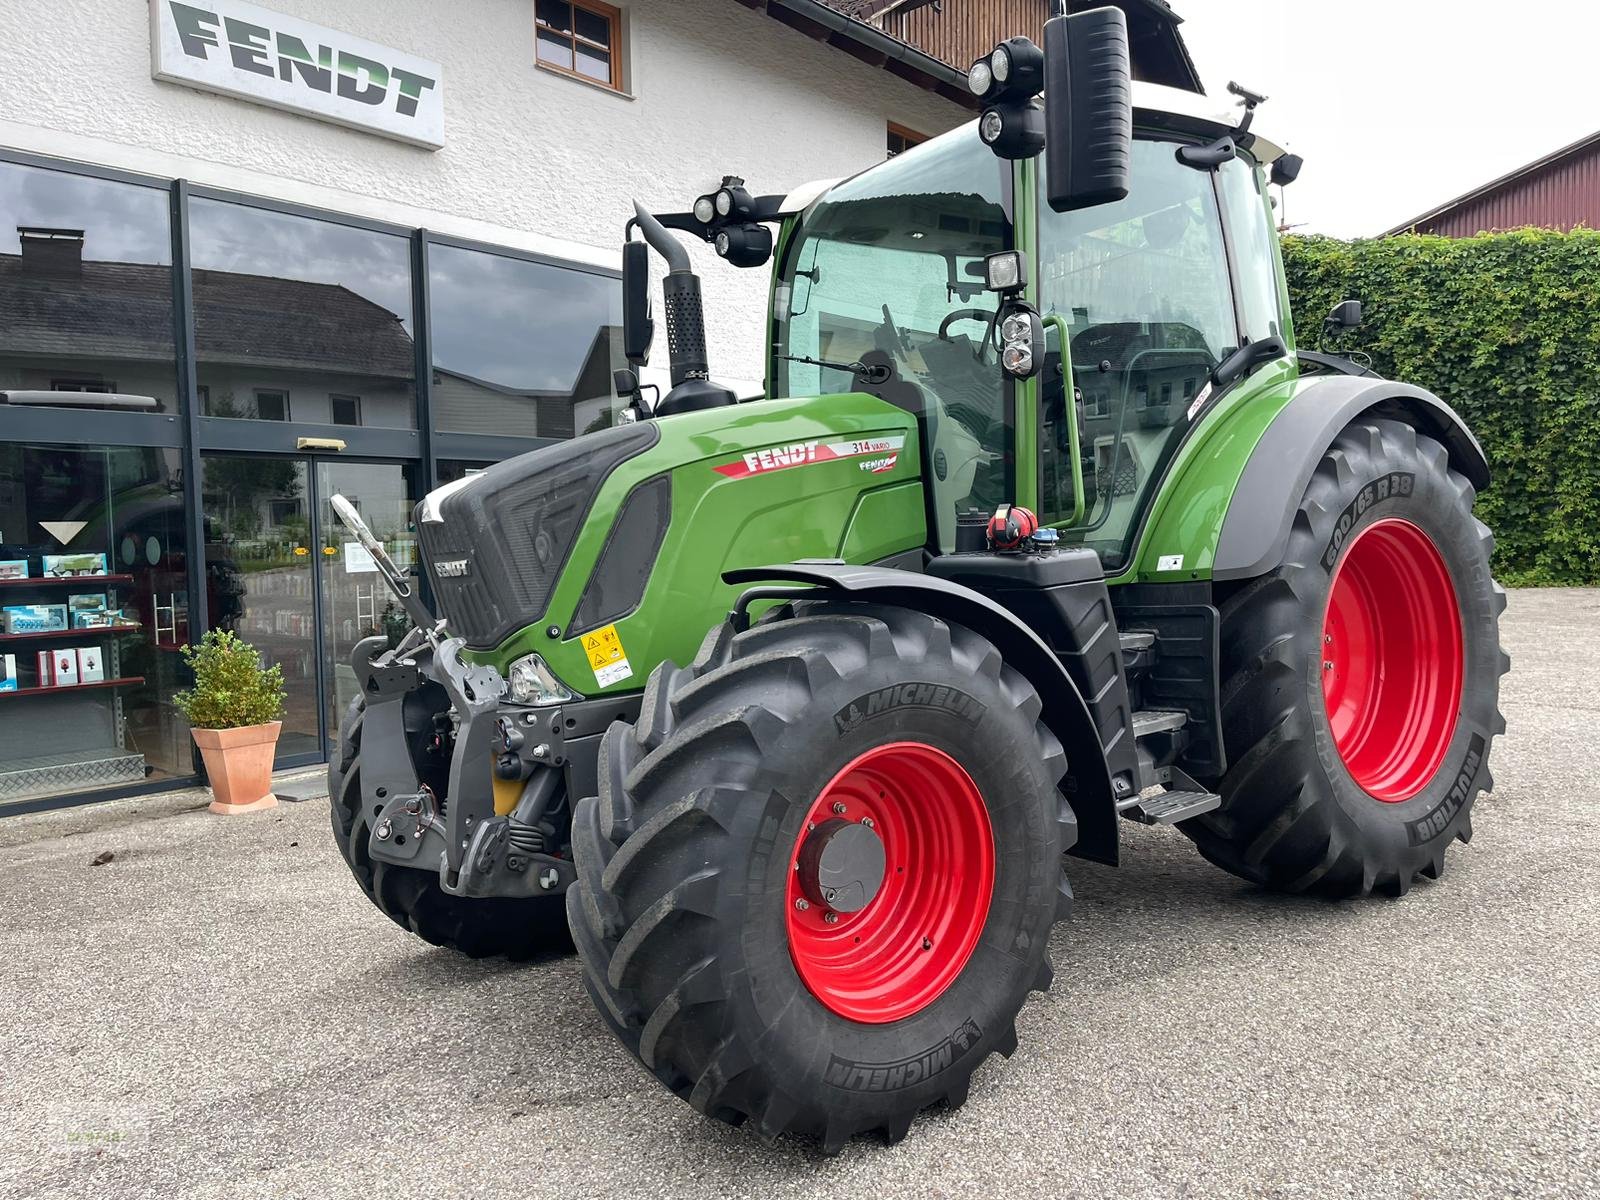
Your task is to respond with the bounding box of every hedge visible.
[1281,230,1600,586]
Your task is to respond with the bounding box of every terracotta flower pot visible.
[191,722,283,815]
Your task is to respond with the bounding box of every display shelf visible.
[0,626,143,643]
[0,676,145,700]
[0,574,134,589]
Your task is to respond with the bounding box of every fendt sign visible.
[148,0,445,149]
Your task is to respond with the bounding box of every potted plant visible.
[173,630,287,816]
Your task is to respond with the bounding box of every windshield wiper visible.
[778,354,891,385]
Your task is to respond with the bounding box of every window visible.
[254,389,289,421]
[536,0,623,91]
[427,243,624,439]
[773,134,1014,551]
[1217,157,1286,345]
[887,122,927,159]
[1035,138,1240,566]
[0,162,179,414]
[188,197,416,429]
[0,443,194,804]
[51,378,117,394]
[329,394,361,426]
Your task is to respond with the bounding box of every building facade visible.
[1386,129,1600,237]
[0,0,972,811]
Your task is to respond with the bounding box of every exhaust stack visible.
[630,202,733,414]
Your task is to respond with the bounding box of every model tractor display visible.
[328,1,1506,1153]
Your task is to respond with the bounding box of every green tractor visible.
[329,1,1506,1152]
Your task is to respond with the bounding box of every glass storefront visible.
[0,444,193,800]
[0,150,623,809]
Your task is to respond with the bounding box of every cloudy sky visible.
[1177,0,1600,237]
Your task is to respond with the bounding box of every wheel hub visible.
[797,818,886,913]
[785,741,995,1024]
[1321,517,1464,802]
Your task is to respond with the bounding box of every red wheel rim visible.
[786,742,994,1024]
[1321,518,1464,802]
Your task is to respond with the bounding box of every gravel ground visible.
[0,588,1595,1199]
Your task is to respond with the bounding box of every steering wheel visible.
[938,308,996,341]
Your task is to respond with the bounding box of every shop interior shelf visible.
[0,676,145,700]
[0,574,135,589]
[0,626,143,643]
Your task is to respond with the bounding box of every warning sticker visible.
[583,623,634,688]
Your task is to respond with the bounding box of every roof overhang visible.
[747,0,1206,109]
[1383,127,1600,235]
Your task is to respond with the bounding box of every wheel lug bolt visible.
[824,912,839,924]
[921,937,932,950]
[861,817,874,829]
[1323,660,1334,671]
[831,801,846,815]
[795,898,809,911]
[806,821,815,832]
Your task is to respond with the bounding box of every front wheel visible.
[567,603,1075,1151]
[1187,417,1508,897]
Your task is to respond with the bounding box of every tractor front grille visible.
[417,422,659,649]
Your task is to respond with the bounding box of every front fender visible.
[725,562,1120,865]
[1212,378,1490,581]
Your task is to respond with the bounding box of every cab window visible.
[1036,138,1240,568]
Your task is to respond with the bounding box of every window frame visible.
[535,0,625,93]
[253,388,290,422]
[329,393,362,427]
[886,122,928,159]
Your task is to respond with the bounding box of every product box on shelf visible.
[0,653,17,692]
[76,646,105,684]
[4,604,70,634]
[69,593,108,613]
[73,608,135,629]
[0,560,28,581]
[37,649,78,684]
[42,553,108,579]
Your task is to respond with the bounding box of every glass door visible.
[316,461,421,750]
[202,454,421,764]
[201,455,320,759]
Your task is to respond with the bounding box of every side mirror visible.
[622,240,653,366]
[1044,5,1133,213]
[1326,299,1363,330]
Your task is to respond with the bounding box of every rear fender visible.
[1213,379,1491,581]
[725,562,1120,865]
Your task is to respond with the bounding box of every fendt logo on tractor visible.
[328,0,1505,1155]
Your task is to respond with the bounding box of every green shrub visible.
[173,630,286,730]
[1282,229,1600,586]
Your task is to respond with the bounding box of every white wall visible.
[0,0,969,382]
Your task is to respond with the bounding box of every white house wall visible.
[0,0,969,383]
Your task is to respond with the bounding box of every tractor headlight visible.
[984,250,1026,293]
[693,195,716,224]
[991,45,1011,84]
[979,109,1004,145]
[1002,342,1034,376]
[1002,312,1033,343]
[968,58,993,97]
[715,189,734,217]
[507,652,576,706]
[715,231,730,257]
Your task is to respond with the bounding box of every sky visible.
[1176,0,1600,237]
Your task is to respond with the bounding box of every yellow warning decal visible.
[585,623,633,688]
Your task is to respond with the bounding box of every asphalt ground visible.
[1,588,1595,1199]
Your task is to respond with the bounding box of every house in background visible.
[1386,129,1600,236]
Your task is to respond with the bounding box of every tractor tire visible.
[567,602,1075,1152]
[328,695,571,959]
[1186,417,1508,897]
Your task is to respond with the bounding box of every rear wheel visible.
[1186,418,1508,897]
[567,603,1075,1151]
[329,695,571,958]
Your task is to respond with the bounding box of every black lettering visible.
[224,17,274,76]
[391,66,437,116]
[275,33,332,91]
[337,50,389,104]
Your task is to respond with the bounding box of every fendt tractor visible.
[329,1,1506,1151]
